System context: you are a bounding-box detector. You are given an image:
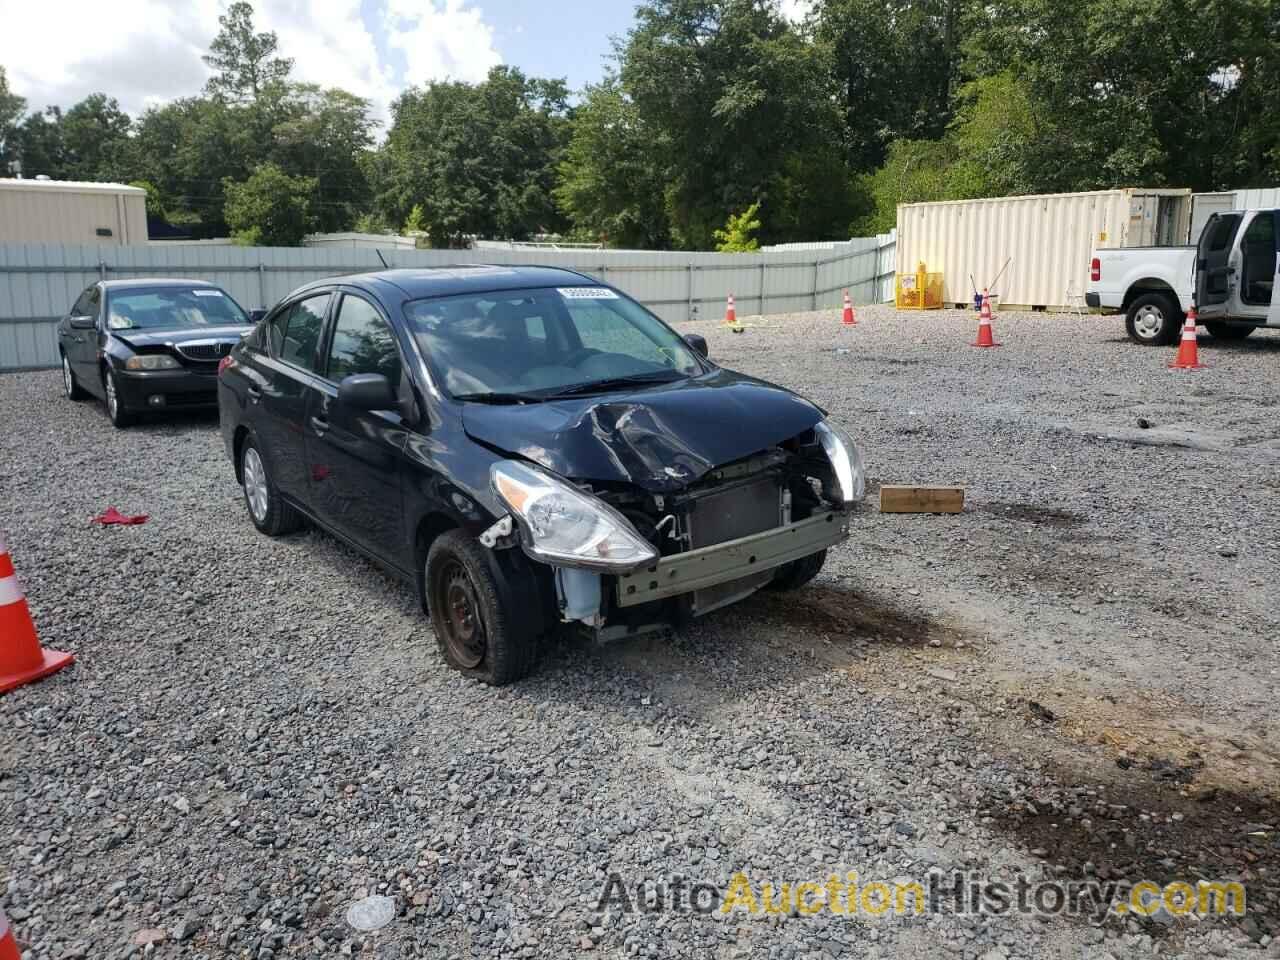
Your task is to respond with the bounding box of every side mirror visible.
[683,333,708,358]
[249,309,267,323]
[337,373,396,411]
[69,315,96,330]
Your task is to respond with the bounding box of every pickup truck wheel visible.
[426,530,537,685]
[1204,322,1254,340]
[766,549,827,591]
[1125,293,1181,346]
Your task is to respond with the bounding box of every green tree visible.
[12,107,65,179]
[203,1,294,103]
[128,180,166,219]
[376,66,570,245]
[403,203,425,234]
[223,163,317,245]
[813,0,966,171]
[554,79,670,248]
[271,84,377,232]
[0,67,26,171]
[713,202,763,251]
[61,93,133,181]
[614,0,855,248]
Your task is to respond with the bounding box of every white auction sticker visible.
[192,289,224,297]
[557,287,618,299]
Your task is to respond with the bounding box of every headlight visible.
[815,420,866,503]
[490,460,658,572]
[125,354,180,371]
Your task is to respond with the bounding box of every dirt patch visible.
[981,766,1278,941]
[751,584,969,651]
[982,501,1086,527]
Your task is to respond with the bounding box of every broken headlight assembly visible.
[490,460,659,572]
[815,420,866,504]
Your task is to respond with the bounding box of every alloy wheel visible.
[243,447,270,524]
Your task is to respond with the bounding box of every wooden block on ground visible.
[879,485,965,514]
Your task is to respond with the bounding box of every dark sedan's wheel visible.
[766,549,827,591]
[1125,293,1181,346]
[426,530,537,685]
[62,354,88,401]
[240,439,304,536]
[1204,321,1255,340]
[102,367,135,427]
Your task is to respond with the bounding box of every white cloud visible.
[0,0,503,125]
[385,0,502,89]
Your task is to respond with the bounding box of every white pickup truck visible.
[1087,208,1280,344]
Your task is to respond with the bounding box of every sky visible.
[0,0,801,129]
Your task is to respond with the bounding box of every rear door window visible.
[325,294,402,384]
[270,294,331,373]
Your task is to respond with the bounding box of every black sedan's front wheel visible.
[62,353,88,401]
[102,367,135,428]
[240,439,304,536]
[426,530,537,686]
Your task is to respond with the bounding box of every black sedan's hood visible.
[113,325,251,349]
[461,368,825,492]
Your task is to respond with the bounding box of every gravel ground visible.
[1,304,1278,959]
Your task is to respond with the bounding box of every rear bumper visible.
[1085,292,1101,308]
[114,368,219,410]
[614,508,848,608]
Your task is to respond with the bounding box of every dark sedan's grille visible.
[685,476,782,614]
[175,341,234,362]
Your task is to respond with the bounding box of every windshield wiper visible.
[540,371,685,399]
[453,391,543,405]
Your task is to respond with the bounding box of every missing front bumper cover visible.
[614,509,848,608]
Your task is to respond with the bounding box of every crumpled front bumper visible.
[613,508,848,608]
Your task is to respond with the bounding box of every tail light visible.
[1090,258,1101,282]
[218,355,234,376]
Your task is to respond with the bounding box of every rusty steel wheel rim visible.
[438,561,486,669]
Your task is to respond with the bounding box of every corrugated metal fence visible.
[0,234,897,372]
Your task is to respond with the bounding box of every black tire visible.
[239,438,305,536]
[426,530,538,685]
[766,549,827,591]
[61,353,88,401]
[1125,293,1181,346]
[1204,321,1255,340]
[102,366,135,427]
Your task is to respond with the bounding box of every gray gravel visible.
[1,304,1277,959]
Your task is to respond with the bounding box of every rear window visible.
[106,286,249,331]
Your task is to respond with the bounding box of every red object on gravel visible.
[91,507,149,526]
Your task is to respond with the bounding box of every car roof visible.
[289,265,601,303]
[100,278,221,290]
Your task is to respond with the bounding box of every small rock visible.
[132,929,167,947]
[345,895,396,932]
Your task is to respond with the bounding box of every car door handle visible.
[246,386,262,402]
[309,415,329,436]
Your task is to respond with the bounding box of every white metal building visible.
[896,188,1192,310]
[0,179,148,245]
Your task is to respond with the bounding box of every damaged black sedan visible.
[218,267,865,684]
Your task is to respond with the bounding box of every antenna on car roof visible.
[375,248,390,269]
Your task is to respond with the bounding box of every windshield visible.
[105,286,250,331]
[403,286,705,399]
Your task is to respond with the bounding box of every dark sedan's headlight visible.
[491,460,658,571]
[125,355,181,371]
[815,420,866,503]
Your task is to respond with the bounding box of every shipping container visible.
[896,188,1191,310]
[1190,188,1280,241]
[0,179,148,245]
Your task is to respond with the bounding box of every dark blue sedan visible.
[218,266,865,684]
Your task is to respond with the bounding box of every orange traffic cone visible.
[0,906,20,960]
[1169,305,1205,370]
[841,290,856,326]
[972,289,1001,348]
[1,534,74,695]
[724,293,743,333]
